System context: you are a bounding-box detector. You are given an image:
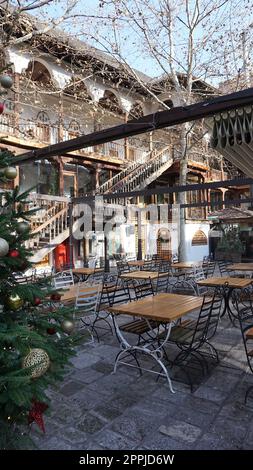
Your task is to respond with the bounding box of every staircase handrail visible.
[95,155,148,195]
[31,206,68,235]
[107,145,173,193]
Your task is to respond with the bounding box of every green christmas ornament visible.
[61,319,75,334]
[22,348,50,378]
[4,166,17,180]
[0,75,13,89]
[6,294,24,311]
[16,220,30,234]
[0,237,9,256]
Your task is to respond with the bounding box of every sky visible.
[29,0,253,85]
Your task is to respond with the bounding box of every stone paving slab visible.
[35,313,253,450]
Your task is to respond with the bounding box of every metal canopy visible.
[211,105,253,177]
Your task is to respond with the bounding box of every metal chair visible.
[74,284,100,341]
[165,293,223,390]
[53,270,74,289]
[236,301,253,403]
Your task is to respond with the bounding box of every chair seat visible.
[158,324,202,344]
[120,318,159,335]
[246,327,253,340]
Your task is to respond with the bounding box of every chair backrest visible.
[96,273,118,311]
[238,310,253,374]
[116,260,130,275]
[88,257,97,269]
[111,278,131,306]
[218,261,229,277]
[75,284,100,316]
[53,270,74,289]
[204,261,216,278]
[171,278,196,296]
[155,268,171,293]
[190,293,222,347]
[133,277,154,299]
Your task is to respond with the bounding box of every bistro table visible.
[171,261,202,269]
[197,276,252,322]
[120,270,166,281]
[128,260,145,268]
[227,263,253,277]
[60,282,101,303]
[109,293,204,393]
[72,267,103,282]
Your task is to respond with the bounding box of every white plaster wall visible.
[184,223,210,261]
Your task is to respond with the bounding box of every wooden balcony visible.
[0,111,146,165]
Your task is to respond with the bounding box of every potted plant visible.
[215,226,245,262]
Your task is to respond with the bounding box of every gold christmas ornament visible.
[6,294,24,311]
[22,348,50,378]
[4,166,17,180]
[0,237,9,257]
[61,319,75,334]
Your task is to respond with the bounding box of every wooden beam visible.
[12,87,253,165]
[72,176,253,203]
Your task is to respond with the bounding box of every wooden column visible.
[149,131,153,152]
[124,112,129,161]
[95,164,101,188]
[58,158,64,196]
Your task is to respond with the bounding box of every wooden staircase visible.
[25,194,69,263]
[96,145,174,195]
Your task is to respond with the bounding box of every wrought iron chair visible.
[74,284,101,341]
[164,293,223,390]
[91,273,118,339]
[53,270,74,289]
[235,301,253,404]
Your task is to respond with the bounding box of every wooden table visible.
[72,267,104,281]
[227,263,253,272]
[128,260,145,267]
[197,277,252,289]
[60,282,101,303]
[171,262,202,269]
[109,293,204,393]
[121,270,162,280]
[197,276,252,322]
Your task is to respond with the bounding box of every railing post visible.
[68,201,74,269]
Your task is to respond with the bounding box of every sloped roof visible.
[0,4,216,95]
[208,207,253,220]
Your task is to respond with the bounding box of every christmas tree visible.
[0,149,79,448]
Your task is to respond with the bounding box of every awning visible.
[211,106,253,176]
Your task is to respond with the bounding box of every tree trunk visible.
[178,123,189,262]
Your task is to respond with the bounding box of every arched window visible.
[64,78,92,102]
[26,61,52,87]
[68,120,81,139]
[98,90,123,115]
[192,230,208,246]
[36,111,50,143]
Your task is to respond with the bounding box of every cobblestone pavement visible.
[34,313,253,450]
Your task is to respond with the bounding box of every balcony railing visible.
[0,111,147,163]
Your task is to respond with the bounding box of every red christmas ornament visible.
[0,103,4,115]
[50,293,61,301]
[33,297,42,306]
[47,327,56,335]
[8,249,20,258]
[28,400,48,433]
